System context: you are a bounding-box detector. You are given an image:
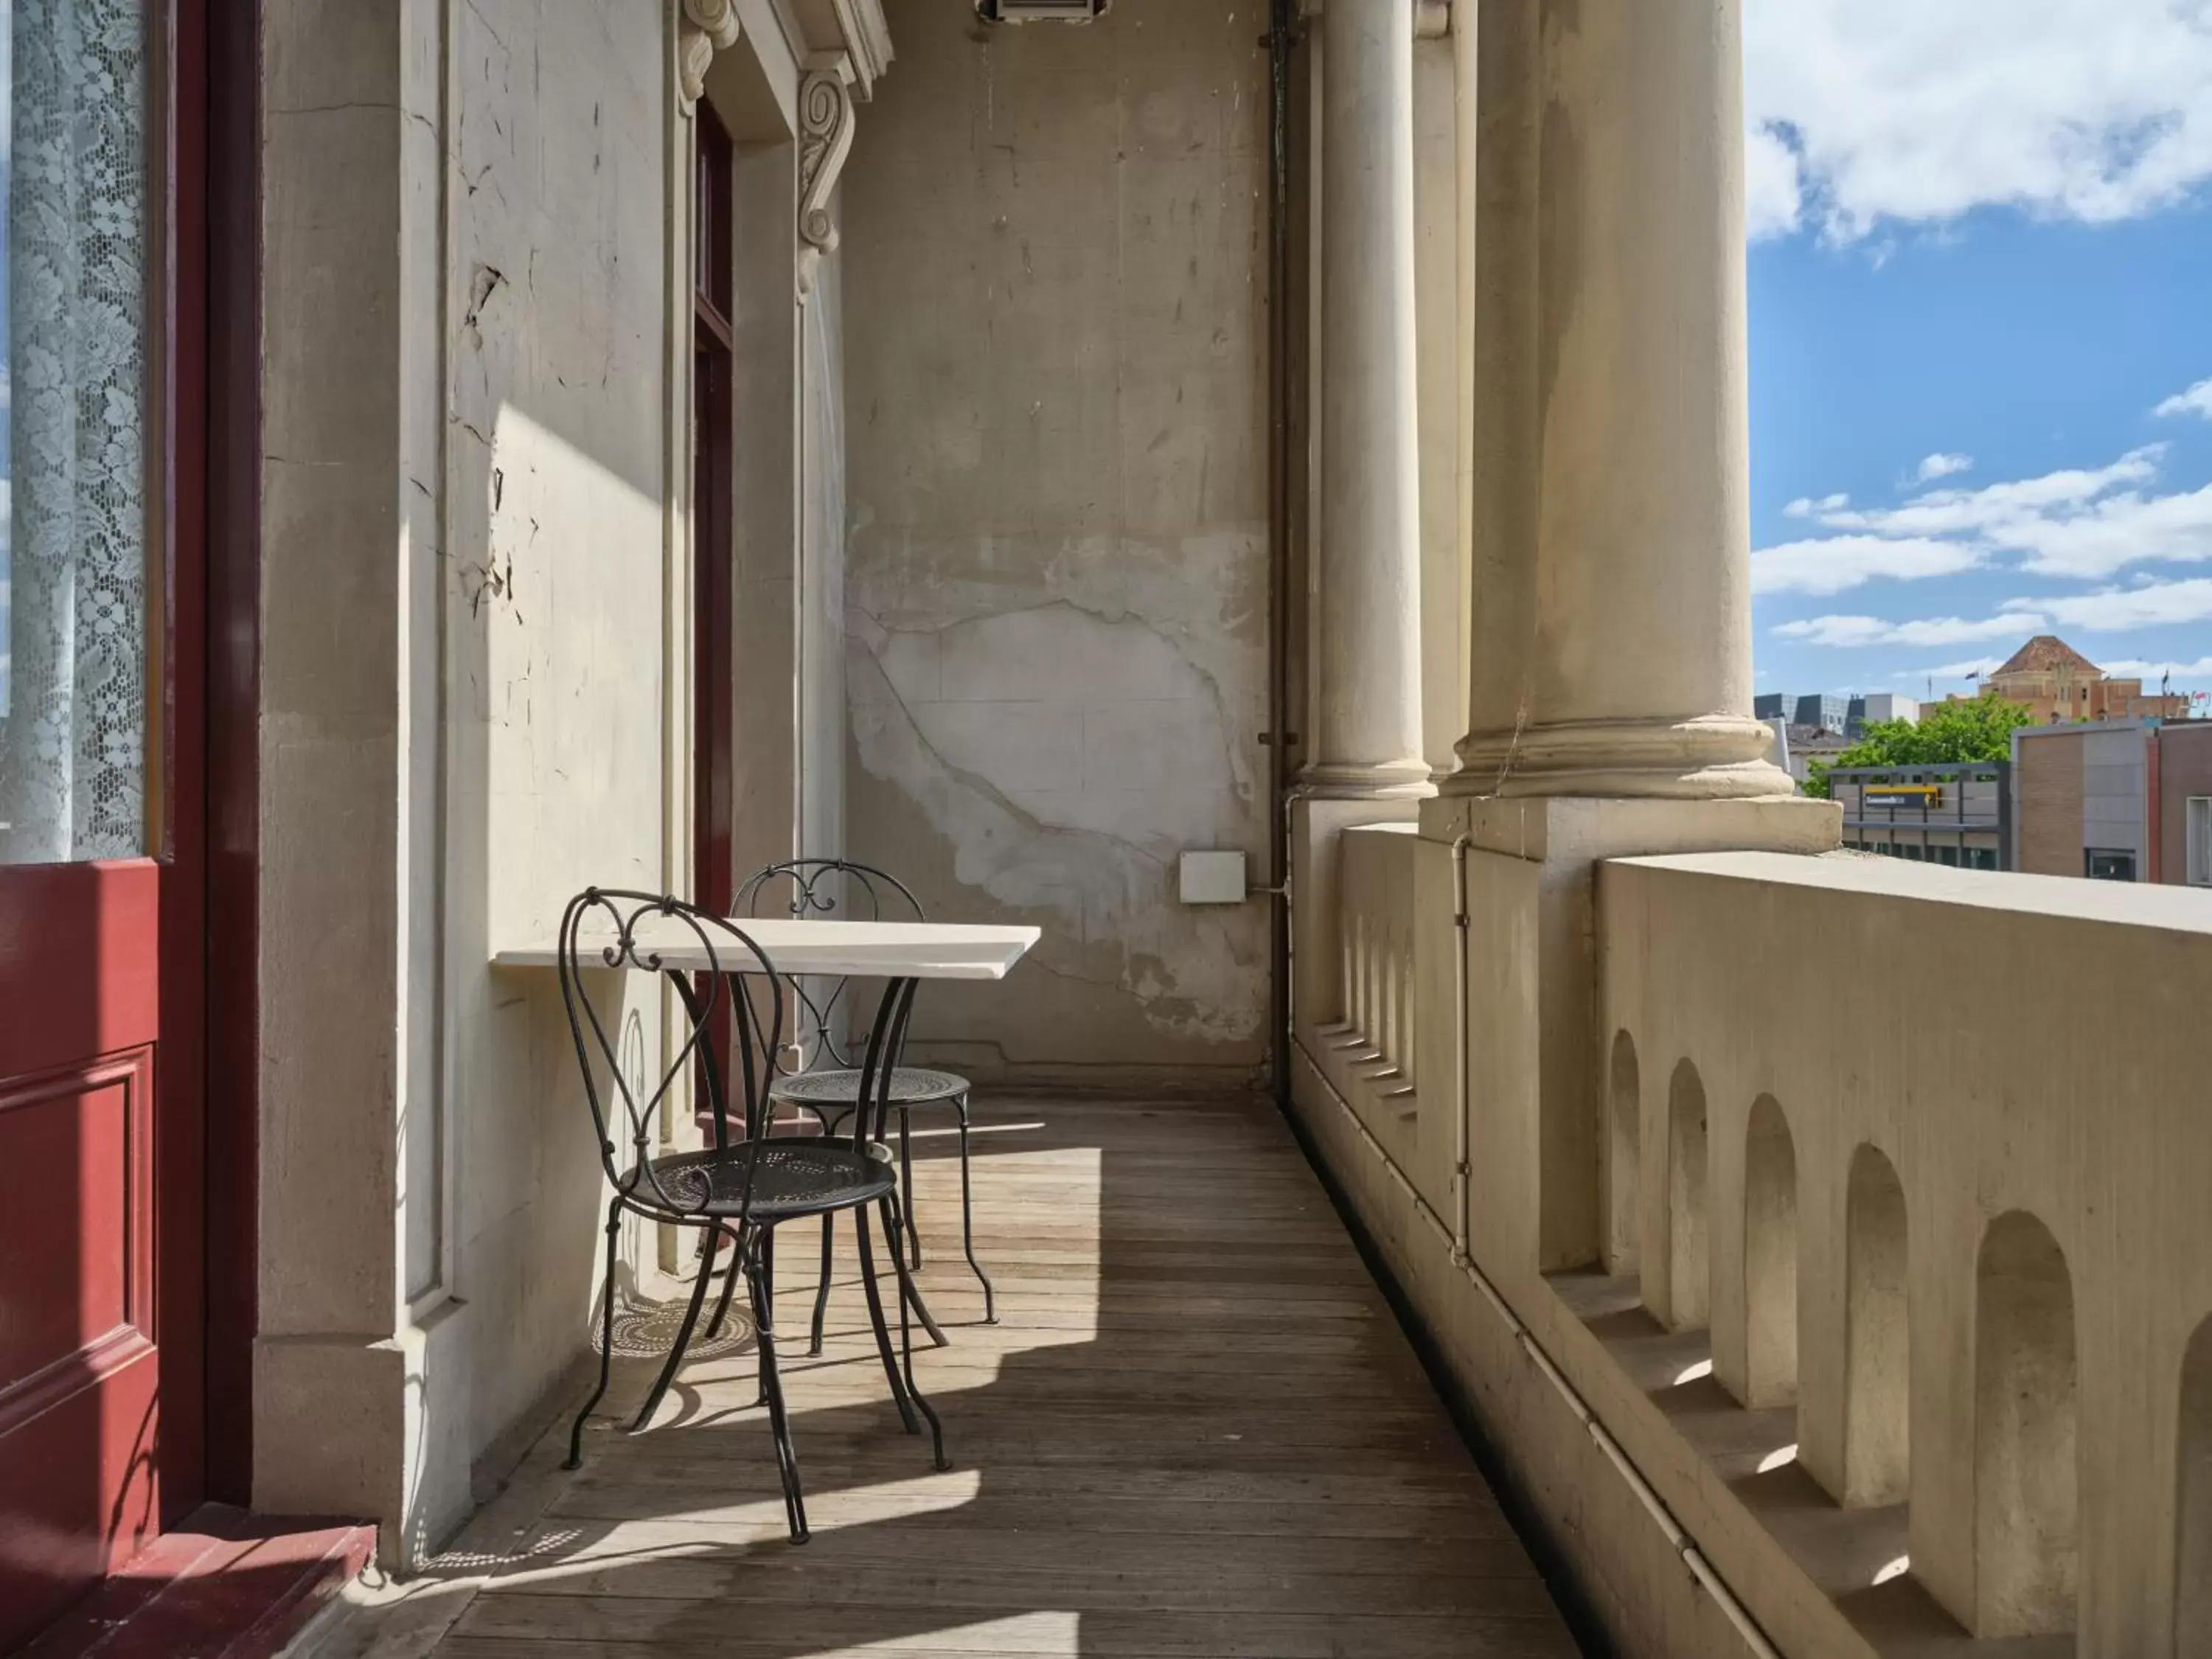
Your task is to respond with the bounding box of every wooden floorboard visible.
[316,1095,1579,1659]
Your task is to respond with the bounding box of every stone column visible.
[1307,0,1429,800]
[1449,0,1792,800]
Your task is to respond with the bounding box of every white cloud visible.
[1747,1,2212,241]
[1778,447,2212,582]
[1774,612,2041,647]
[1915,453,1974,483]
[2156,376,2212,420]
[2006,575,2212,631]
[1784,492,1850,519]
[1751,535,1983,597]
[1746,125,1806,241]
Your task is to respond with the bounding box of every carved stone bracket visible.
[678,0,741,114]
[796,63,857,299]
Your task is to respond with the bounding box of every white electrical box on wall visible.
[1179,851,1248,905]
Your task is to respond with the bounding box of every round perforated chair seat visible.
[770,1066,970,1110]
[638,1139,894,1221]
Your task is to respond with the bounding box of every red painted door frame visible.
[693,99,737,919]
[0,0,261,1639]
[201,0,264,1508]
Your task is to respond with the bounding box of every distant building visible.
[1794,692,1848,735]
[1778,723,1852,787]
[1860,692,1919,727]
[1753,692,1791,723]
[1947,635,2191,726]
[1832,762,2009,869]
[2013,719,2212,883]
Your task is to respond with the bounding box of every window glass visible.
[0,0,152,865]
[2085,849,2137,883]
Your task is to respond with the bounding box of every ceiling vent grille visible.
[978,0,1113,22]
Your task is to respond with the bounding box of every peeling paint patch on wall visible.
[844,0,1271,1082]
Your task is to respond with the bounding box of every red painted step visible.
[15,1505,374,1659]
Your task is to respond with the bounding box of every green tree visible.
[1802,695,2034,799]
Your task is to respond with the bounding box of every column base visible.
[1300,759,1437,800]
[1442,714,1796,801]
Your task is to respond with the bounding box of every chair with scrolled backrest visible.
[556,887,945,1544]
[734,859,997,1353]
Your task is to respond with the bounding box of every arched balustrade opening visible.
[1843,1144,1910,1508]
[1665,1060,1710,1330]
[1606,1029,1640,1276]
[1973,1210,2077,1638]
[2177,1313,2212,1653]
[1742,1096,1798,1408]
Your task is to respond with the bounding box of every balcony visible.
[296,1098,1581,1658]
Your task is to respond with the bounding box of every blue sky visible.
[1745,1,2212,705]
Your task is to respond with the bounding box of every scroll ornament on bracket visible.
[678,0,740,113]
[796,66,855,299]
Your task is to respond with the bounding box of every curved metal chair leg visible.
[566,1197,625,1470]
[748,1256,810,1544]
[898,1107,922,1270]
[705,1222,744,1340]
[751,1225,778,1407]
[628,1221,718,1433]
[905,1257,950,1350]
[954,1095,996,1324]
[809,1208,835,1357]
[852,1200,921,1434]
[882,1193,949,1471]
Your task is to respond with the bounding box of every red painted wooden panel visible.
[0,1045,164,1641]
[0,1051,155,1393]
[0,863,161,1079]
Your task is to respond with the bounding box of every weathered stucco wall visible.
[258,0,679,1562]
[842,0,1272,1088]
[445,0,675,1509]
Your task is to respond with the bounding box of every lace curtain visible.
[0,0,150,863]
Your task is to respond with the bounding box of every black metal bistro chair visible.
[736,858,998,1355]
[557,888,946,1544]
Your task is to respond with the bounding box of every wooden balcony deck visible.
[303,1097,1578,1659]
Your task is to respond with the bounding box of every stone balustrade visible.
[1304,824,1422,1165]
[1293,832,2212,1657]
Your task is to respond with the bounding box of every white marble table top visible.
[493,915,1040,981]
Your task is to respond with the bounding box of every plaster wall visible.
[840,0,1272,1090]
[258,0,681,1560]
